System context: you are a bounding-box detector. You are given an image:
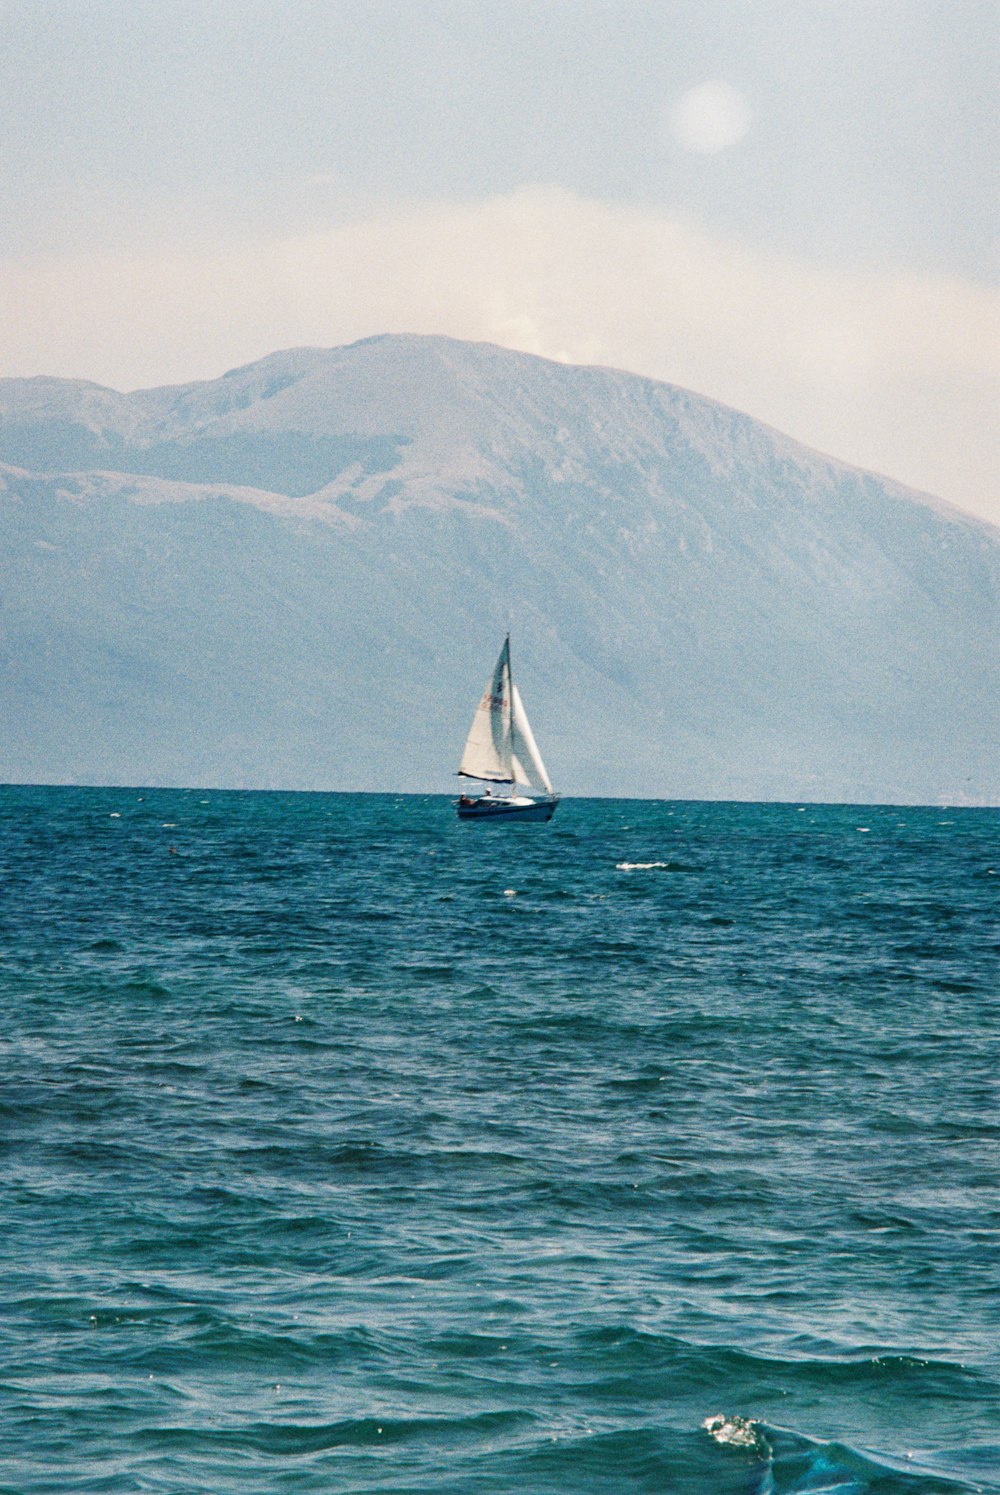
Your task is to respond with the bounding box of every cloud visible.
[1,185,997,525]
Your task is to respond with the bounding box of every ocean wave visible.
[704,1414,996,1493]
[136,1408,534,1456]
[575,1328,986,1401]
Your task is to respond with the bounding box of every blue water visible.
[1,788,997,1494]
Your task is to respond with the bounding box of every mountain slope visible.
[1,335,997,801]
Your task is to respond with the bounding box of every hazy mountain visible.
[1,334,997,802]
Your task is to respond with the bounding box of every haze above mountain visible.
[1,334,997,802]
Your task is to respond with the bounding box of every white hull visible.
[457,795,558,823]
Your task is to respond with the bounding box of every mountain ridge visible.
[0,335,991,544]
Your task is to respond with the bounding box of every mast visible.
[505,632,513,789]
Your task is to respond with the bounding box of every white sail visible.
[457,638,513,782]
[457,636,556,806]
[510,684,553,794]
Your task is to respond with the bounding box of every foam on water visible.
[704,1412,764,1449]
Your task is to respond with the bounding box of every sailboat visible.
[456,636,559,821]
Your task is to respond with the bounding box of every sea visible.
[1,786,997,1495]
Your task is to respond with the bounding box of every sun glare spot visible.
[669,82,753,154]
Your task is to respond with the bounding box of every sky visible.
[1,0,998,525]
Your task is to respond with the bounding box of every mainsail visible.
[457,636,554,795]
[458,637,514,783]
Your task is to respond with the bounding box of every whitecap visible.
[616,861,668,871]
[703,1412,761,1450]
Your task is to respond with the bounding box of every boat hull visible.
[457,795,558,823]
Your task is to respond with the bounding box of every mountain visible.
[1,334,997,802]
